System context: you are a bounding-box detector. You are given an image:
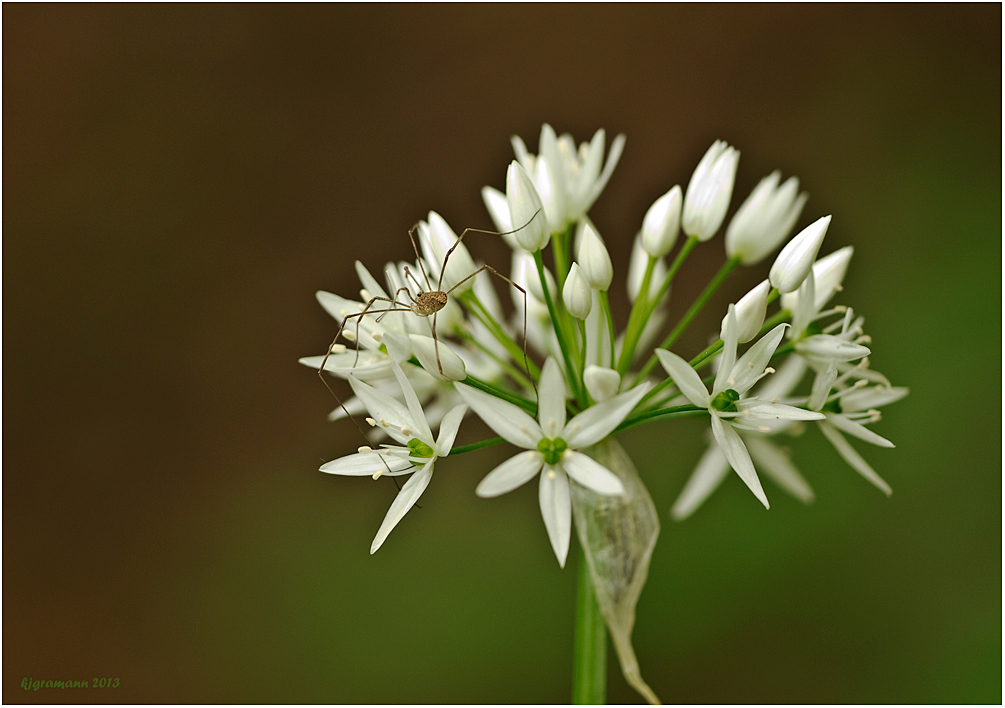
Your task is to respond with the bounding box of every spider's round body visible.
[411,290,448,317]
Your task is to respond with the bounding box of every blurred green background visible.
[4,4,1000,704]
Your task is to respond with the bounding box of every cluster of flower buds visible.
[302,124,907,560]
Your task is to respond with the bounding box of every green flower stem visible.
[460,291,541,380]
[577,319,592,405]
[616,256,656,375]
[616,404,707,433]
[572,545,606,705]
[462,375,537,415]
[447,436,505,456]
[552,223,575,293]
[598,290,617,369]
[455,329,535,393]
[633,254,740,385]
[533,250,587,408]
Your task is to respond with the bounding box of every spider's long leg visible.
[437,209,543,291]
[446,265,534,392]
[407,225,434,292]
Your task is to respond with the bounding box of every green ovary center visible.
[406,438,435,459]
[710,388,740,413]
[537,437,568,465]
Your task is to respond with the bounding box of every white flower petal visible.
[655,349,710,408]
[710,414,769,509]
[564,383,652,449]
[370,465,434,553]
[744,436,815,504]
[454,382,542,449]
[672,442,731,520]
[819,421,892,495]
[538,358,568,437]
[738,401,826,421]
[409,334,467,382]
[729,323,789,394]
[481,185,514,237]
[715,305,739,395]
[826,413,895,448]
[320,452,414,477]
[391,361,433,443]
[725,279,771,344]
[808,365,839,412]
[583,365,621,403]
[348,376,415,440]
[539,467,572,567]
[585,132,626,212]
[475,450,544,497]
[840,385,909,412]
[434,404,468,456]
[797,334,871,363]
[561,451,625,496]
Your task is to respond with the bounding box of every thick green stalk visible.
[634,255,741,384]
[572,546,606,705]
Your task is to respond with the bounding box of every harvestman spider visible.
[317,213,540,394]
[314,213,541,495]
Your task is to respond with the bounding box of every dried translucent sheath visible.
[571,438,661,705]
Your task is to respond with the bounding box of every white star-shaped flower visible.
[455,358,650,566]
[320,361,466,554]
[656,305,824,509]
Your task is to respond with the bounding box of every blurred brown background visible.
[4,4,1000,704]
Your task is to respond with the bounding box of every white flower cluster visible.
[301,125,907,561]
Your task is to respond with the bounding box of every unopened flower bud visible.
[419,211,476,293]
[506,161,550,252]
[641,185,682,257]
[576,222,613,290]
[563,263,593,319]
[409,334,466,382]
[769,215,831,293]
[683,140,740,241]
[481,186,515,244]
[722,279,770,343]
[726,171,807,265]
[584,365,621,403]
[781,246,854,313]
